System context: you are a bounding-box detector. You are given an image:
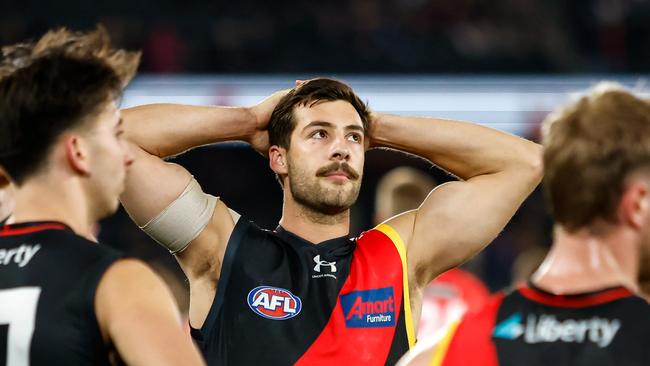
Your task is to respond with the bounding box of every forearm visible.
[370,113,542,180]
[122,104,256,158]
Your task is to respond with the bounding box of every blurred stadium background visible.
[2,0,649,310]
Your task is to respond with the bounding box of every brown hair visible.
[268,78,371,149]
[0,26,140,184]
[542,83,650,231]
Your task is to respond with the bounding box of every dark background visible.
[1,0,649,74]
[2,0,641,307]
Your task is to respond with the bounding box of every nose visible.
[330,147,350,162]
[330,135,351,162]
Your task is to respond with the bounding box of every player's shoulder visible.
[357,220,410,245]
[224,216,272,246]
[617,293,650,313]
[0,221,121,259]
[55,229,122,260]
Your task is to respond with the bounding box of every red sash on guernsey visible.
[296,224,416,365]
[431,295,503,366]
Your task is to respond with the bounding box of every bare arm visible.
[95,259,205,366]
[119,104,252,281]
[119,92,283,327]
[120,93,281,222]
[373,114,543,287]
[122,104,259,158]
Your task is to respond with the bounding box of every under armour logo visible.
[313,255,337,273]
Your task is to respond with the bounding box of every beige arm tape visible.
[140,178,221,254]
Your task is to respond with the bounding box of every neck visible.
[0,187,14,223]
[279,194,350,244]
[532,224,639,294]
[11,174,96,240]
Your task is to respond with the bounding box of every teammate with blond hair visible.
[398,83,650,366]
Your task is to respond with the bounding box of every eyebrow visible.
[302,120,365,133]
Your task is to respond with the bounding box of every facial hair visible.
[287,159,362,218]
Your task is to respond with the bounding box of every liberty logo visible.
[493,312,621,348]
[0,244,41,267]
[313,255,337,273]
[493,313,524,340]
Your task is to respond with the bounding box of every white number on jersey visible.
[0,287,41,366]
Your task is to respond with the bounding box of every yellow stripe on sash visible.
[429,320,460,366]
[375,223,416,349]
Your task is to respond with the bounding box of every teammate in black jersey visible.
[118,78,542,364]
[0,27,205,366]
[399,83,650,366]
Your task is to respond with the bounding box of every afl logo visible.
[247,286,302,320]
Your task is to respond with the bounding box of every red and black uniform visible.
[0,221,122,366]
[431,283,650,366]
[191,218,416,365]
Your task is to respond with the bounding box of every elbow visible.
[528,143,544,183]
[523,142,544,185]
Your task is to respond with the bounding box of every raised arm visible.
[119,102,265,228]
[122,104,260,158]
[118,92,283,328]
[373,114,543,287]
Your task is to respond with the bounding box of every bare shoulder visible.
[94,258,178,345]
[381,180,461,252]
[95,259,176,314]
[380,209,417,248]
[95,259,206,366]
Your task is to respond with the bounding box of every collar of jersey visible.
[1,220,73,235]
[519,281,634,308]
[274,225,355,253]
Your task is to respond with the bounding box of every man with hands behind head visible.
[121,78,542,365]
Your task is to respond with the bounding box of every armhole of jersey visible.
[194,217,248,341]
[429,320,461,366]
[375,223,416,349]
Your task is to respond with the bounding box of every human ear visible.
[64,135,91,176]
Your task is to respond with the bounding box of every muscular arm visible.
[120,104,254,275]
[95,259,205,366]
[122,104,258,158]
[373,114,543,287]
[119,94,282,327]
[120,103,257,275]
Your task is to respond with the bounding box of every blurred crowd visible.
[2,0,650,73]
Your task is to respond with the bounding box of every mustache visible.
[316,162,360,180]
